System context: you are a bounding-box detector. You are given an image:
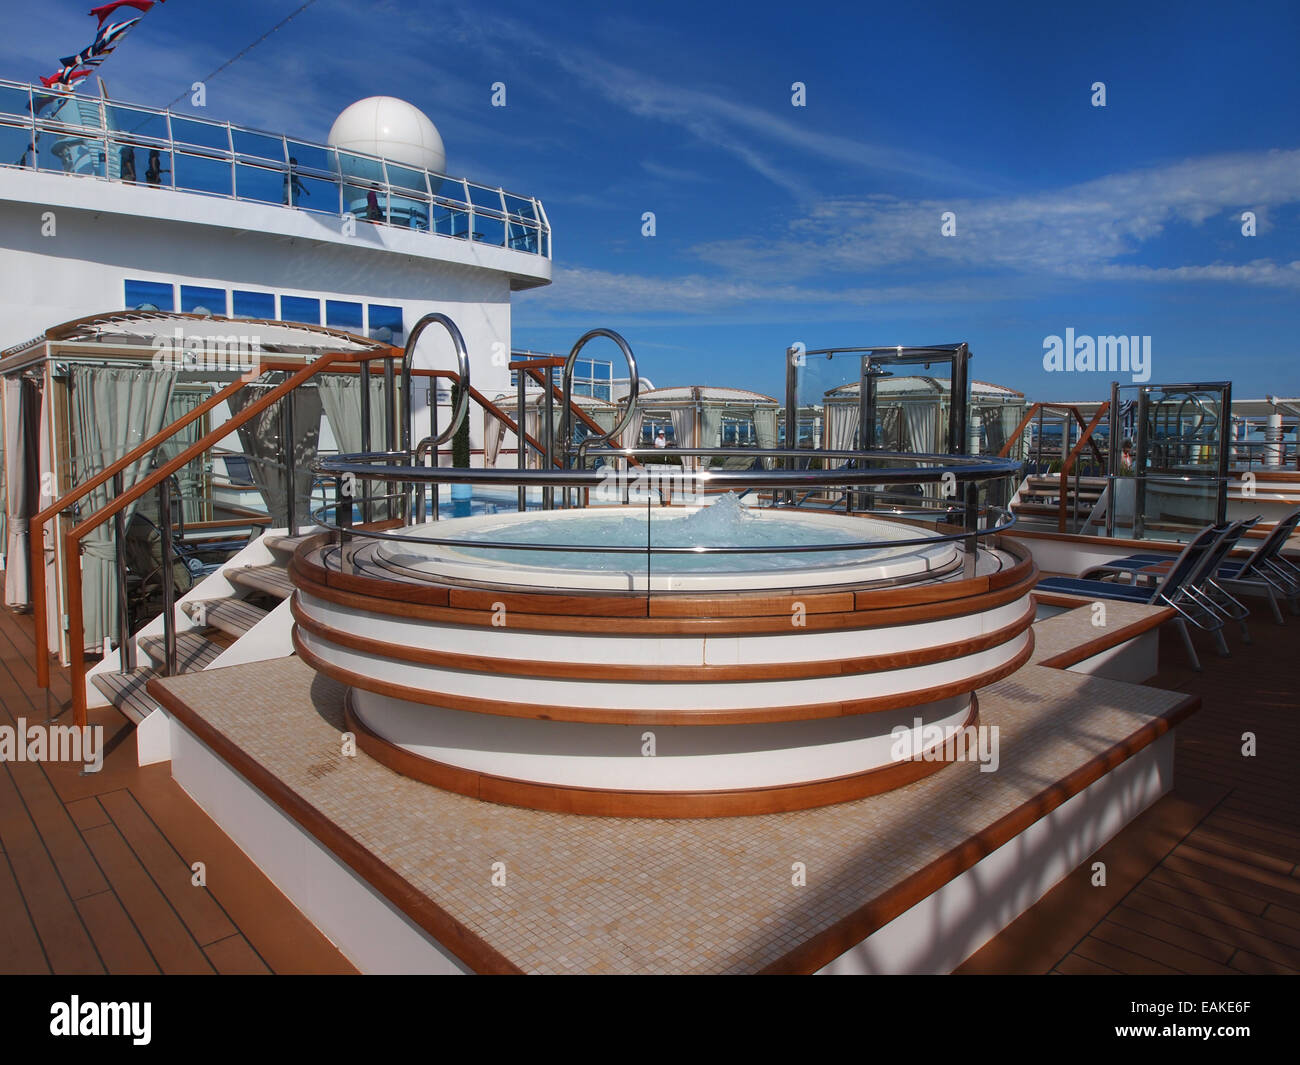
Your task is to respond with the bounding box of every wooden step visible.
[260,532,320,557]
[184,597,267,638]
[225,564,294,599]
[1012,502,1095,517]
[91,667,159,726]
[137,632,223,672]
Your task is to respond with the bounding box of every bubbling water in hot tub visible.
[454,493,878,573]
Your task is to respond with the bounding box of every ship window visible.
[232,290,275,319]
[280,296,321,325]
[326,301,363,331]
[124,279,174,312]
[368,304,403,342]
[180,285,227,316]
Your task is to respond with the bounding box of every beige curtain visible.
[227,378,323,526]
[3,377,33,606]
[318,374,389,520]
[619,404,643,450]
[72,366,177,651]
[902,401,938,454]
[828,401,859,451]
[483,405,506,466]
[669,407,694,449]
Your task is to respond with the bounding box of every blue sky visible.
[13,0,1300,401]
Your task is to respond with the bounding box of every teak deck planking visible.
[0,586,354,975]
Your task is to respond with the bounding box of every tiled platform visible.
[149,603,1195,973]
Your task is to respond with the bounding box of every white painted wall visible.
[0,167,553,449]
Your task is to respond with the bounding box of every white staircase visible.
[86,529,317,764]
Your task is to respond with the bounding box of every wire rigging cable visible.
[162,0,321,110]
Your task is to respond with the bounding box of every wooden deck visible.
[960,615,1300,975]
[0,595,354,975]
[2,574,1296,974]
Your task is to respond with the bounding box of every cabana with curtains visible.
[618,385,782,467]
[490,390,620,468]
[821,376,1025,456]
[0,311,388,663]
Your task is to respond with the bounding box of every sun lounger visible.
[1036,521,1251,670]
[1083,508,1300,624]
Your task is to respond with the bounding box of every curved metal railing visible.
[309,447,1021,564]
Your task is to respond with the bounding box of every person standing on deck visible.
[284,157,309,206]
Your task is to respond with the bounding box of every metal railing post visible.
[517,362,528,513]
[543,371,555,510]
[158,477,177,677]
[336,475,352,547]
[284,390,297,536]
[429,382,440,521]
[359,361,373,522]
[964,480,979,578]
[112,472,134,673]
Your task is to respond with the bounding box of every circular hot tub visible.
[369,498,961,592]
[289,500,1036,817]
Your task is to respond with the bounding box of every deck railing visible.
[30,342,614,725]
[0,78,550,257]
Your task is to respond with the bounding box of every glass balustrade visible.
[0,77,549,258]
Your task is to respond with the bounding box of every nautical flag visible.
[59,18,142,69]
[39,68,93,89]
[40,0,164,92]
[89,1,157,25]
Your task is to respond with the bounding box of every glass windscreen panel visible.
[1136,385,1229,537]
[231,128,284,163]
[170,115,230,153]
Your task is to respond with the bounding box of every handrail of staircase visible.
[55,350,387,727]
[521,366,623,460]
[467,384,546,458]
[998,401,1107,466]
[997,402,1042,460]
[29,357,311,692]
[1057,402,1110,533]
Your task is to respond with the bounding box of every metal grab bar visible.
[560,328,640,471]
[399,313,471,522]
[399,313,471,454]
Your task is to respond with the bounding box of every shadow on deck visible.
[959,614,1300,974]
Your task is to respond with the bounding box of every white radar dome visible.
[327,96,446,174]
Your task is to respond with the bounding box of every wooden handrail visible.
[31,369,280,690]
[59,351,375,725]
[466,385,546,458]
[31,353,406,691]
[1057,402,1110,532]
[997,404,1041,459]
[522,366,628,452]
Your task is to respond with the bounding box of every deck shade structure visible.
[619,386,782,468]
[510,391,619,467]
[0,310,389,659]
[822,376,1026,457]
[789,344,1019,459]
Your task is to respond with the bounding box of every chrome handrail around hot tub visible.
[310,447,1021,574]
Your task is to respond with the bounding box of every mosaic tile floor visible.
[152,604,1189,973]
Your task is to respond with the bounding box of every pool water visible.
[443,494,895,573]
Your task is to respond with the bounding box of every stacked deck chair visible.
[1036,520,1252,671]
[1080,507,1300,625]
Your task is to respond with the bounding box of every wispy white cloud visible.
[523,147,1300,316]
[688,149,1300,282]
